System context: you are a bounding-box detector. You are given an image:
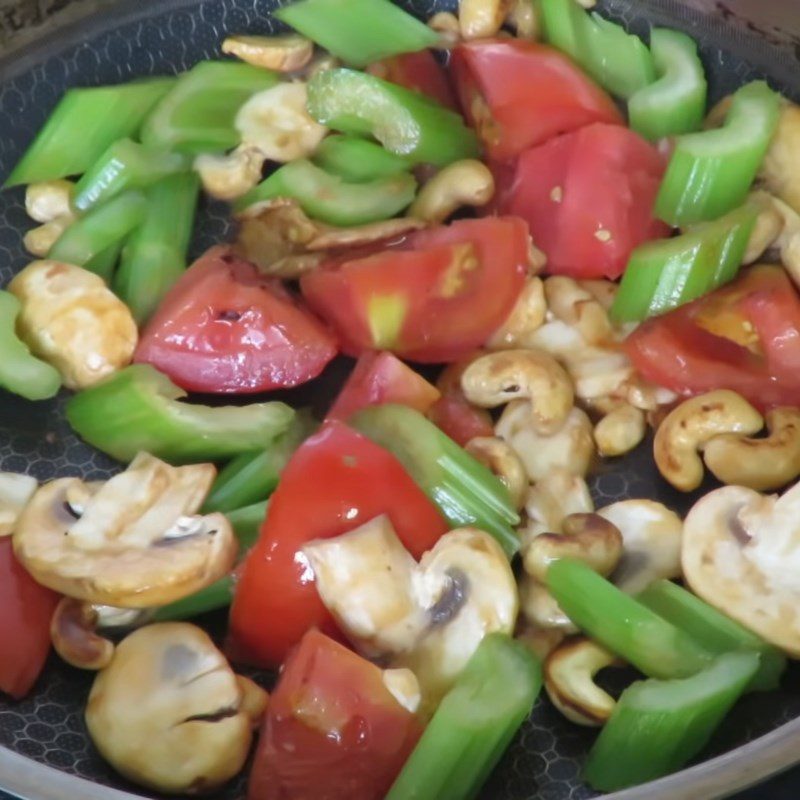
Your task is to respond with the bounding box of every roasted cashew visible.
[459,0,511,39]
[744,193,785,264]
[544,637,618,727]
[654,390,764,491]
[465,436,528,510]
[487,277,547,349]
[744,192,800,284]
[409,160,494,224]
[506,0,540,38]
[462,349,574,435]
[520,576,578,633]
[544,276,614,345]
[704,407,800,491]
[25,180,74,223]
[24,217,72,258]
[516,625,564,662]
[222,34,314,72]
[758,101,800,216]
[594,403,647,457]
[523,513,623,583]
[620,374,679,412]
[428,12,461,46]
[194,145,266,201]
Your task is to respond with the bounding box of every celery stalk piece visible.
[584,651,759,791]
[140,61,279,154]
[4,77,176,187]
[637,579,786,692]
[114,172,200,323]
[0,291,61,401]
[83,242,124,284]
[655,80,781,225]
[73,138,189,213]
[236,159,417,225]
[66,364,296,464]
[350,404,520,557]
[48,191,147,273]
[386,634,541,800]
[628,28,708,141]
[225,500,270,551]
[275,0,439,68]
[307,69,480,167]
[313,134,412,182]
[547,559,714,679]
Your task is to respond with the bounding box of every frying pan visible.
[1,1,799,798]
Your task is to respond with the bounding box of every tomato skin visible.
[497,123,669,279]
[135,246,338,394]
[327,351,441,421]
[248,629,421,800]
[371,50,458,110]
[228,421,448,667]
[427,394,494,446]
[0,538,59,699]
[626,266,800,410]
[301,217,529,363]
[450,39,623,161]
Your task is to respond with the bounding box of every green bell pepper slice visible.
[276,0,439,68]
[584,651,759,791]
[313,134,412,182]
[4,77,176,187]
[386,634,541,800]
[307,68,480,167]
[628,28,707,141]
[546,558,713,679]
[0,291,61,401]
[610,200,759,322]
[655,80,781,225]
[66,364,296,464]
[236,159,417,226]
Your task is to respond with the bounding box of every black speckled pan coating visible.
[1,2,799,798]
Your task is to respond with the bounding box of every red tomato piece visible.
[625,266,800,410]
[0,538,59,699]
[370,50,458,110]
[427,394,494,447]
[450,39,623,162]
[135,246,338,394]
[301,217,529,363]
[327,351,441,421]
[497,123,670,279]
[248,629,421,800]
[228,421,448,667]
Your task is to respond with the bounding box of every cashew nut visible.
[744,193,785,264]
[382,668,422,714]
[486,277,547,349]
[465,436,528,511]
[194,145,266,201]
[579,279,618,311]
[428,12,461,46]
[544,637,618,727]
[462,349,574,435]
[25,180,74,223]
[459,0,511,39]
[506,0,540,38]
[520,468,594,544]
[523,513,623,583]
[594,403,647,457]
[51,597,116,671]
[620,374,679,412]
[222,34,314,72]
[496,402,595,483]
[24,217,73,258]
[544,275,614,345]
[520,575,577,633]
[744,191,800,285]
[703,407,800,491]
[515,625,564,662]
[0,472,37,537]
[758,101,800,216]
[409,160,494,224]
[654,390,764,491]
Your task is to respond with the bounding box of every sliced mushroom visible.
[382,668,422,714]
[519,468,594,544]
[0,472,37,537]
[222,34,314,72]
[51,597,116,670]
[682,482,800,655]
[13,453,237,607]
[86,623,266,794]
[519,575,577,634]
[464,436,528,510]
[515,625,564,662]
[597,500,683,595]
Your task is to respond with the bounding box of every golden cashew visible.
[24,217,72,258]
[594,403,647,457]
[704,407,800,491]
[427,12,461,46]
[25,180,74,223]
[486,277,547,349]
[506,0,540,38]
[579,279,617,312]
[409,160,494,224]
[459,0,511,39]
[654,390,764,491]
[221,34,313,72]
[544,276,614,345]
[520,576,578,633]
[758,101,800,216]
[465,436,528,510]
[516,625,564,662]
[619,374,679,412]
[462,349,574,435]
[51,597,115,671]
[743,193,785,264]
[194,146,266,201]
[523,513,623,583]
[544,637,618,727]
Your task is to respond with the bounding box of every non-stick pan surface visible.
[1,1,799,798]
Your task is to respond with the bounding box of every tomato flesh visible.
[228,421,448,667]
[450,39,623,161]
[0,538,59,699]
[136,246,338,394]
[371,50,458,110]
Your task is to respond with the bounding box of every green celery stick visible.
[313,135,412,182]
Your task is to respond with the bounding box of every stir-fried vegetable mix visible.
[2,0,800,797]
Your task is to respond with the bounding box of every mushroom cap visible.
[86,623,260,794]
[0,472,37,536]
[682,483,800,656]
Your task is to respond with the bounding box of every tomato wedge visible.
[135,246,338,394]
[496,123,669,279]
[327,351,440,421]
[370,50,458,110]
[0,538,59,699]
[248,629,421,800]
[625,265,800,410]
[450,39,623,161]
[228,421,448,667]
[301,217,530,363]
